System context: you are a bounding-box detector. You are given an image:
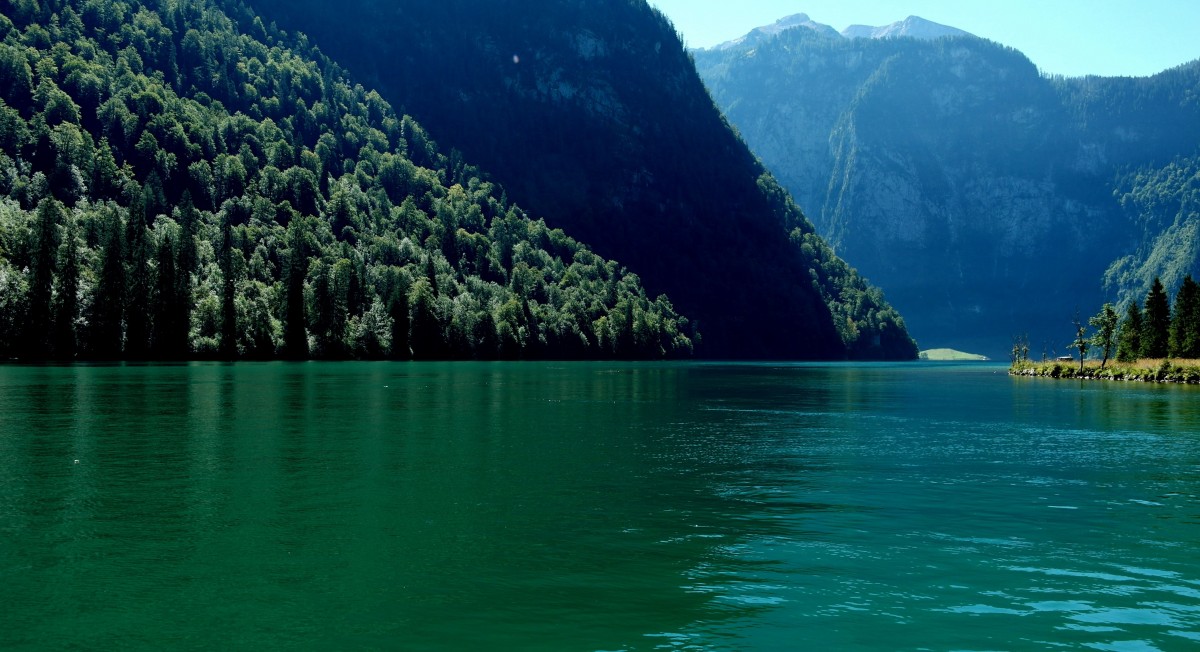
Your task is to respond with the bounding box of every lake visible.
[1,362,1198,650]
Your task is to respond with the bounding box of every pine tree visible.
[307,258,332,357]
[26,197,62,358]
[329,258,353,355]
[52,212,80,360]
[90,208,125,358]
[1141,277,1171,359]
[388,281,411,360]
[125,193,152,359]
[425,255,440,297]
[1170,275,1200,359]
[152,233,188,359]
[218,214,238,359]
[176,192,199,337]
[282,219,309,359]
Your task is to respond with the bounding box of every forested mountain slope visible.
[0,0,695,360]
[1106,154,1200,305]
[694,24,1200,357]
[243,0,917,360]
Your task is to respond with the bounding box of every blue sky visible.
[649,0,1200,77]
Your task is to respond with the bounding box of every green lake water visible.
[1,362,1198,650]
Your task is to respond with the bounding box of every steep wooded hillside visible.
[244,0,917,359]
[1105,154,1200,304]
[0,0,694,360]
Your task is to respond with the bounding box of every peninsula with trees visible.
[1010,276,1200,383]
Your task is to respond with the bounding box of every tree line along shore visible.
[1009,275,1200,384]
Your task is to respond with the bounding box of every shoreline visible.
[1009,360,1200,384]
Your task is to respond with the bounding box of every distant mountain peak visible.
[708,13,974,51]
[711,12,840,50]
[842,15,975,41]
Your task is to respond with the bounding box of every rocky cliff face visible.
[695,27,1200,356]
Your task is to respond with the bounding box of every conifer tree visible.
[177,191,199,282]
[1170,275,1200,359]
[1141,277,1171,359]
[26,197,62,357]
[125,192,152,359]
[52,212,80,359]
[425,255,440,298]
[90,208,125,358]
[307,258,333,356]
[218,213,238,359]
[387,281,411,360]
[152,233,189,359]
[282,220,309,359]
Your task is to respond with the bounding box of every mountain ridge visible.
[709,13,975,51]
[843,16,974,41]
[694,25,1200,357]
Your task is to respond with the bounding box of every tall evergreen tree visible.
[1170,275,1200,359]
[1116,300,1143,363]
[124,193,152,359]
[25,198,62,357]
[89,208,125,358]
[387,280,411,360]
[328,258,352,355]
[307,258,332,356]
[218,214,238,359]
[152,233,189,359]
[425,255,440,298]
[176,191,199,337]
[1141,277,1171,359]
[52,212,80,360]
[282,219,309,359]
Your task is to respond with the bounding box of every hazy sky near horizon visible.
[648,0,1200,78]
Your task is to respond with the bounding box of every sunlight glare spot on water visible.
[1029,601,1095,612]
[1081,640,1164,652]
[1071,608,1179,626]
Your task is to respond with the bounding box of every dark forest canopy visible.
[0,0,917,362]
[242,0,918,360]
[0,0,698,361]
